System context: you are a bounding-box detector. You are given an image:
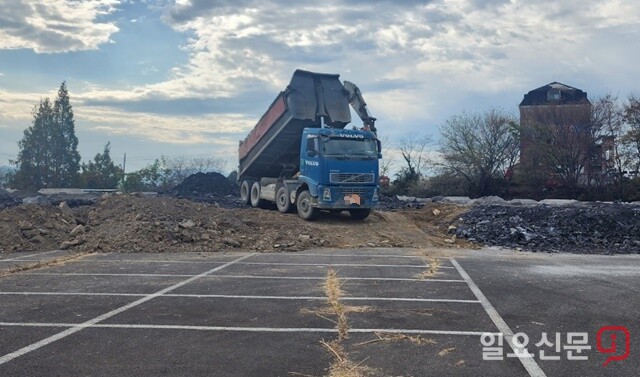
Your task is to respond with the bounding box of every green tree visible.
[12,82,81,189]
[12,98,56,189]
[52,82,81,187]
[81,142,122,189]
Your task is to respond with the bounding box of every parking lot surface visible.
[1,248,639,376]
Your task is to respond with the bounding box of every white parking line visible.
[236,262,454,269]
[76,259,235,264]
[0,322,495,336]
[20,272,465,282]
[257,253,427,259]
[451,258,547,377]
[23,272,196,277]
[0,291,480,304]
[0,253,255,366]
[77,254,434,263]
[219,275,464,282]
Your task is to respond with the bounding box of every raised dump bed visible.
[238,70,351,179]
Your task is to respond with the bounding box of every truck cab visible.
[296,128,380,219]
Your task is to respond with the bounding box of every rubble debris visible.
[3,189,639,255]
[456,203,640,254]
[0,203,79,252]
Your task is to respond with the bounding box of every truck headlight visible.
[373,188,379,201]
[323,187,331,201]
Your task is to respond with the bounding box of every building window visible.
[547,88,561,101]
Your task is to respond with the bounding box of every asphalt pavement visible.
[0,247,638,376]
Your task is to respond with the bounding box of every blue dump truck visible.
[238,69,381,221]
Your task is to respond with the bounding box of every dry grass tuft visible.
[325,268,349,340]
[418,254,441,279]
[354,332,437,347]
[438,347,457,357]
[300,305,374,318]
[321,340,372,377]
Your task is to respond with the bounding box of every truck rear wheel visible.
[240,180,252,205]
[276,186,293,213]
[250,181,266,208]
[349,208,371,220]
[297,190,319,221]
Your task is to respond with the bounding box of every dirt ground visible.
[0,194,466,254]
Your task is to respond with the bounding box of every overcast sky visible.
[1,0,639,172]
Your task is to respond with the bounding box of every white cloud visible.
[3,0,640,161]
[0,0,121,53]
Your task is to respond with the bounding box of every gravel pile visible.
[455,203,640,254]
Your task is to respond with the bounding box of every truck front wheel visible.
[276,186,293,213]
[349,208,371,220]
[297,190,319,221]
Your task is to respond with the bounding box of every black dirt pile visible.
[377,194,425,211]
[455,203,640,254]
[0,189,18,210]
[171,172,241,208]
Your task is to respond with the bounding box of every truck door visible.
[301,135,321,184]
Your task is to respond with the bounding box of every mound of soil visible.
[173,172,239,196]
[0,202,81,252]
[74,195,442,253]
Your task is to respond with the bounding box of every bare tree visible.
[590,94,630,184]
[440,108,519,196]
[378,134,395,177]
[622,94,640,175]
[521,102,594,190]
[397,134,432,177]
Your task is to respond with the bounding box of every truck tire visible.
[240,180,252,205]
[276,186,293,213]
[349,208,371,220]
[250,181,265,208]
[296,190,319,221]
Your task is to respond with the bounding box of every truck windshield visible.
[322,137,378,159]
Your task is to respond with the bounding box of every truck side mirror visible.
[377,140,382,159]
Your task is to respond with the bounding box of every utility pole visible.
[120,153,127,189]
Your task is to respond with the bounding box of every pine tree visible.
[81,142,122,189]
[13,99,56,189]
[52,82,81,187]
[12,82,81,189]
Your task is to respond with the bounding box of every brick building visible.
[519,82,591,168]
[518,82,614,186]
